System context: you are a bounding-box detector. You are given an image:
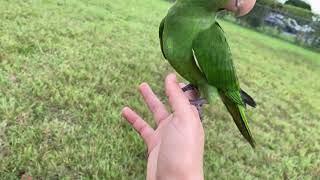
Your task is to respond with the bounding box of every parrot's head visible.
[191,0,255,17]
[223,0,256,16]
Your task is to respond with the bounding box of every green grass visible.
[0,0,320,179]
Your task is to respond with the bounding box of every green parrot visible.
[159,0,257,147]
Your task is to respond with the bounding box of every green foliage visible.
[284,0,311,11]
[257,0,281,8]
[257,0,314,22]
[282,4,314,21]
[0,0,320,179]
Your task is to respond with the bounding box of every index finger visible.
[165,73,193,114]
[139,83,169,125]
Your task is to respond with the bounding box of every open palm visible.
[122,74,205,180]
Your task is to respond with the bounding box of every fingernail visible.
[121,107,129,116]
[139,82,148,90]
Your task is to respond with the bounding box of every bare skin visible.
[122,74,204,180]
[224,0,256,16]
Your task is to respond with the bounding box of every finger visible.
[139,83,169,125]
[122,107,154,145]
[165,74,192,114]
[179,83,199,100]
[191,106,201,119]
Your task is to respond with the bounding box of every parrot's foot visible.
[182,84,198,92]
[190,98,208,121]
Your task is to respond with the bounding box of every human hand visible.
[122,73,204,180]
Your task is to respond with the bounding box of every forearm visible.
[156,169,204,180]
[147,161,204,180]
[155,160,204,180]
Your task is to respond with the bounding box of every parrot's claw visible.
[190,98,208,121]
[190,99,208,107]
[182,84,198,92]
[182,84,207,121]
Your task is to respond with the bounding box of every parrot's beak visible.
[224,0,256,17]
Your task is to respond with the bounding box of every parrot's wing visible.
[192,22,256,147]
[159,17,167,59]
[192,22,239,91]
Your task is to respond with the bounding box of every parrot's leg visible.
[182,84,208,120]
[182,84,198,92]
[190,98,208,121]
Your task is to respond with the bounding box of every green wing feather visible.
[192,22,255,147]
[159,17,166,59]
[192,22,239,90]
[225,91,245,106]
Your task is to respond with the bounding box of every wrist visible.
[178,170,204,180]
[157,167,204,180]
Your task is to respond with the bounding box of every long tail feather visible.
[219,91,256,148]
[240,89,256,108]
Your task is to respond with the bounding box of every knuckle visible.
[139,123,148,134]
[149,102,159,111]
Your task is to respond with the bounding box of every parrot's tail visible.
[219,91,256,148]
[240,89,256,108]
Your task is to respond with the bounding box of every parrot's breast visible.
[163,18,214,60]
[161,13,215,84]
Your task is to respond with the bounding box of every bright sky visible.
[278,0,320,14]
[305,0,320,14]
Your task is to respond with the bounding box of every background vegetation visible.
[284,0,311,11]
[228,0,320,51]
[0,0,320,179]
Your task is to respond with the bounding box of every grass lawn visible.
[0,0,320,179]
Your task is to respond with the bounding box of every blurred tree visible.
[240,4,269,28]
[282,4,313,22]
[284,0,311,11]
[257,0,282,8]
